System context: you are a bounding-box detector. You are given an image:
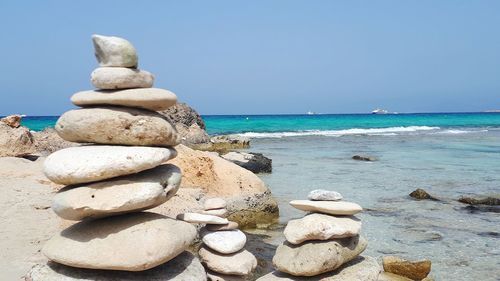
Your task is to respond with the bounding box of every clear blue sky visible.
[1,0,499,115]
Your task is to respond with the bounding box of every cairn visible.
[26,35,206,280]
[257,189,381,280]
[177,198,258,280]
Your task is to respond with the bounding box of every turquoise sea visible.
[20,113,500,280]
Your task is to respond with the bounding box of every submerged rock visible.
[458,195,500,206]
[382,256,431,280]
[26,251,206,281]
[352,155,377,161]
[91,67,154,90]
[409,189,439,201]
[42,213,196,271]
[92,34,138,68]
[221,152,272,173]
[273,236,367,276]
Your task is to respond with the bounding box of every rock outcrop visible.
[159,102,210,145]
[221,151,272,173]
[0,121,35,157]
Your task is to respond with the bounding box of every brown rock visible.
[409,189,439,201]
[352,155,377,161]
[206,221,239,231]
[458,195,500,206]
[382,256,431,280]
[1,114,22,128]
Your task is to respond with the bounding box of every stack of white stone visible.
[27,35,206,280]
[177,198,258,280]
[257,189,380,281]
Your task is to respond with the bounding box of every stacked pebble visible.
[30,35,205,280]
[177,198,258,280]
[257,189,381,280]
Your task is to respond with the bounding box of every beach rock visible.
[202,229,247,254]
[205,198,228,210]
[177,213,229,225]
[1,114,22,128]
[202,208,229,218]
[308,189,343,201]
[409,189,439,201]
[257,256,380,281]
[26,251,206,281]
[71,88,178,111]
[378,272,413,281]
[169,145,279,228]
[52,164,181,220]
[199,247,257,276]
[207,270,245,281]
[55,107,180,146]
[221,152,272,173]
[382,256,431,280]
[458,195,500,206]
[352,155,377,161]
[289,200,362,215]
[284,213,361,244]
[43,146,176,185]
[206,221,239,231]
[32,128,78,156]
[273,236,367,276]
[0,123,35,157]
[42,212,196,271]
[207,135,250,152]
[159,103,209,145]
[91,67,154,89]
[92,34,138,68]
[176,123,211,145]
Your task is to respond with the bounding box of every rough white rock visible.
[91,67,154,89]
[204,198,227,210]
[284,213,361,244]
[42,213,197,271]
[177,213,229,225]
[52,164,181,220]
[199,247,257,276]
[71,88,178,111]
[308,189,343,201]
[289,200,362,215]
[43,146,177,185]
[202,229,247,254]
[92,34,138,68]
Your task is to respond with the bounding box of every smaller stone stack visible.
[27,35,206,280]
[178,198,258,280]
[257,189,380,281]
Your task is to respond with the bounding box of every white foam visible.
[436,129,488,135]
[235,126,440,138]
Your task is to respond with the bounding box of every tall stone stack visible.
[177,198,258,280]
[257,189,381,281]
[26,35,206,280]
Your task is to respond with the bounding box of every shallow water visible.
[249,130,500,281]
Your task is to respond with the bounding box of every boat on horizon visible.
[371,108,389,114]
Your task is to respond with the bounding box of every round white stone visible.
[91,67,154,89]
[202,229,247,254]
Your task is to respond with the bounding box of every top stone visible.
[92,34,138,68]
[308,189,343,201]
[290,200,362,215]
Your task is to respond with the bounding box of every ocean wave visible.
[436,129,488,135]
[235,126,440,138]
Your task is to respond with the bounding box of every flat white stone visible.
[308,189,343,201]
[202,208,228,218]
[92,34,138,68]
[177,213,229,225]
[202,229,247,254]
[91,67,154,89]
[206,221,239,231]
[204,198,227,210]
[289,200,362,215]
[43,146,177,185]
[52,164,182,220]
[284,213,361,244]
[71,88,178,111]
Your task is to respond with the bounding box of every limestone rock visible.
[43,146,177,185]
[207,270,245,281]
[409,189,439,201]
[0,123,35,157]
[205,198,228,210]
[284,213,361,244]
[177,213,229,225]
[52,164,181,220]
[289,200,362,215]
[42,212,196,271]
[308,189,343,201]
[382,256,431,280]
[160,102,206,130]
[71,88,178,111]
[92,34,138,68]
[91,67,154,89]
[378,272,413,281]
[202,229,247,254]
[175,123,211,145]
[221,152,272,174]
[202,208,229,218]
[273,236,367,276]
[1,114,22,128]
[55,107,180,146]
[33,128,78,156]
[257,256,380,281]
[199,246,257,276]
[26,251,206,280]
[206,221,239,231]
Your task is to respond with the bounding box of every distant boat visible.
[306,111,316,115]
[371,108,388,114]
